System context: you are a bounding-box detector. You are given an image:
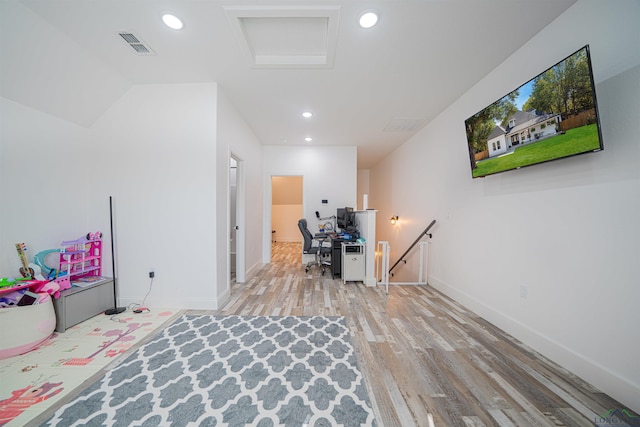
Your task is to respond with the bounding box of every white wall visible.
[262,145,357,262]
[271,205,303,242]
[369,0,640,411]
[87,83,219,309]
[1,83,262,311]
[0,98,93,274]
[216,89,264,290]
[0,2,130,127]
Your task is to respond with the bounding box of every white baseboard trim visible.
[428,275,640,413]
[119,297,218,311]
[117,298,140,310]
[385,281,427,286]
[364,277,377,287]
[216,288,230,310]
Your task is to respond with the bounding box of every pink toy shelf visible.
[59,232,102,281]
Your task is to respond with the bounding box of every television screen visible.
[464,45,603,179]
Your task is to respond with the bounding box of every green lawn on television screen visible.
[473,124,601,178]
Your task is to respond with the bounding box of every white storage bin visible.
[0,298,56,359]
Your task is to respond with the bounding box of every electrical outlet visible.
[149,269,155,279]
[520,284,528,299]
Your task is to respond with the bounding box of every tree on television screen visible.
[523,49,594,115]
[465,92,517,170]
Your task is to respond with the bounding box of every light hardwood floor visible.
[218,242,635,427]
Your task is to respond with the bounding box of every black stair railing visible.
[389,219,436,276]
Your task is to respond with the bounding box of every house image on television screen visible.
[486,110,561,157]
[464,45,603,179]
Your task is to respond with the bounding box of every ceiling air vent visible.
[118,31,155,55]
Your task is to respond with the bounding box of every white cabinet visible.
[342,243,365,283]
[354,210,376,286]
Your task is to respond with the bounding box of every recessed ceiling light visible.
[305,137,313,142]
[359,11,378,29]
[162,14,184,30]
[302,112,313,118]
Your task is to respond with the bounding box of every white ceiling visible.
[4,0,576,168]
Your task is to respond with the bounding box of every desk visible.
[329,236,344,278]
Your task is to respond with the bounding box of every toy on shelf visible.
[31,280,62,299]
[59,232,103,282]
[15,243,46,280]
[33,248,71,291]
[15,243,33,279]
[34,248,61,279]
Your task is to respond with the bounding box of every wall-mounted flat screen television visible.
[464,45,603,179]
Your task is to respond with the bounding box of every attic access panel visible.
[224,6,340,69]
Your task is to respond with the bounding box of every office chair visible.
[297,218,331,275]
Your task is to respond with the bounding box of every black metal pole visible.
[105,196,126,315]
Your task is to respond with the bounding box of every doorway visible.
[230,155,245,283]
[271,176,303,255]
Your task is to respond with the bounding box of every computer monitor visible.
[336,207,355,231]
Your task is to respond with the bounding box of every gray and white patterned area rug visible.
[42,315,376,427]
